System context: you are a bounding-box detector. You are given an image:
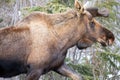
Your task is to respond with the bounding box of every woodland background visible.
[0,0,120,80]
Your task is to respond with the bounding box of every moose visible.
[0,0,114,80]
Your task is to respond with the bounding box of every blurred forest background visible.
[0,0,120,80]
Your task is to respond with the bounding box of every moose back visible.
[0,0,114,80]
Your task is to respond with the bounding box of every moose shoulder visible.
[0,0,114,80]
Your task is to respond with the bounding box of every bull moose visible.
[0,0,114,80]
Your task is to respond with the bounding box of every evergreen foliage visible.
[68,63,93,80]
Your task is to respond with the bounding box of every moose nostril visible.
[108,33,115,41]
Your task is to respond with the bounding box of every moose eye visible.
[89,22,95,28]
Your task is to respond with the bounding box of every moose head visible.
[74,0,114,49]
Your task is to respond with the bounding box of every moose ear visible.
[86,7,109,17]
[74,0,84,14]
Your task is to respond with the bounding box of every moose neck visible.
[52,10,86,50]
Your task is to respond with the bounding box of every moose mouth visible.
[99,41,108,47]
[97,38,114,47]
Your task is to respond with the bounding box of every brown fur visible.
[0,26,31,77]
